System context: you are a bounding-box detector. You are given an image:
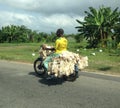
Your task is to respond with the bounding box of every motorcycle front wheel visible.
[34,58,46,76]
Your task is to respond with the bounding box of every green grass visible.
[0,43,40,63]
[0,42,120,75]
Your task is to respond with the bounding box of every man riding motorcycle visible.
[43,28,68,72]
[34,28,80,81]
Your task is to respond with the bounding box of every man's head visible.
[56,28,64,37]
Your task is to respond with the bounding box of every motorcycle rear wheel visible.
[63,72,78,82]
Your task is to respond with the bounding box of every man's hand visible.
[41,44,55,51]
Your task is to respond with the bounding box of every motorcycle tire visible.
[66,72,78,82]
[34,58,46,76]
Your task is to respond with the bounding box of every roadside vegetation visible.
[0,42,120,75]
[0,6,120,75]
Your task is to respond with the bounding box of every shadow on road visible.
[39,78,65,86]
[29,72,65,86]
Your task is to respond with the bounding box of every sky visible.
[0,0,120,34]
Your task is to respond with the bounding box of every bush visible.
[74,34,84,43]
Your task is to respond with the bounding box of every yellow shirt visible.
[55,37,68,54]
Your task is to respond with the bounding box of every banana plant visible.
[76,6,120,48]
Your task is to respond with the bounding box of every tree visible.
[0,25,35,43]
[113,19,120,44]
[76,6,120,48]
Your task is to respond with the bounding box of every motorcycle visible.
[33,45,79,81]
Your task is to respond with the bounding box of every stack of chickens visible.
[39,44,88,77]
[39,44,54,59]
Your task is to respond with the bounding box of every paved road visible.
[0,60,120,108]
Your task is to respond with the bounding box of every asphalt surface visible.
[0,60,120,108]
